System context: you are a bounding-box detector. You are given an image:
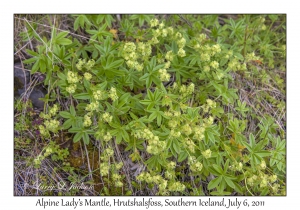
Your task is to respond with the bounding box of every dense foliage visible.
[14,14,286,196]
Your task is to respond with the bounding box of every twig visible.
[114,138,134,193]
[84,143,93,180]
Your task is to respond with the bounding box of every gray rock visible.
[14,61,47,110]
[14,62,30,87]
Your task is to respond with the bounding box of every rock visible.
[14,62,30,88]
[14,61,47,110]
[29,88,46,110]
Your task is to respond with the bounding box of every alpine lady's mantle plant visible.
[17,14,286,196]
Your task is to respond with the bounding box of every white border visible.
[2,0,297,209]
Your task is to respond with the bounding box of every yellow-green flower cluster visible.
[67,71,80,84]
[132,128,148,139]
[177,83,195,97]
[85,101,99,112]
[161,28,168,37]
[188,156,203,173]
[168,181,186,192]
[164,171,175,180]
[115,162,123,170]
[169,129,181,138]
[204,116,214,127]
[271,183,280,194]
[165,51,174,61]
[193,126,205,140]
[184,138,196,153]
[93,90,105,101]
[44,119,60,133]
[150,18,159,27]
[228,57,246,71]
[39,125,50,137]
[44,147,53,157]
[147,135,166,155]
[136,172,168,193]
[214,71,224,80]
[150,37,159,45]
[175,32,182,39]
[177,48,186,57]
[203,65,210,72]
[177,37,186,48]
[101,148,114,160]
[211,44,221,54]
[247,175,258,186]
[152,29,161,37]
[210,61,219,69]
[259,160,266,170]
[132,128,166,155]
[121,42,146,71]
[167,27,174,36]
[260,177,268,188]
[269,174,277,183]
[197,33,207,42]
[164,61,171,69]
[181,124,192,136]
[102,112,113,123]
[84,72,92,81]
[76,59,85,70]
[173,32,187,57]
[259,17,265,23]
[203,99,216,112]
[109,87,118,101]
[122,42,137,60]
[245,52,261,62]
[76,59,95,70]
[158,69,171,81]
[85,59,95,70]
[201,53,211,62]
[207,99,216,108]
[167,120,178,128]
[83,115,92,127]
[66,84,77,94]
[150,20,174,45]
[39,105,61,136]
[137,42,152,58]
[234,162,243,172]
[202,149,212,159]
[112,174,123,187]
[100,162,110,176]
[261,24,267,30]
[66,71,81,94]
[103,132,112,142]
[49,104,59,116]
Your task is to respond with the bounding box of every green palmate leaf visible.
[63,118,73,129]
[23,57,38,64]
[70,105,76,116]
[83,132,90,144]
[208,176,222,190]
[177,150,188,162]
[224,177,235,189]
[57,72,67,80]
[172,139,181,154]
[73,132,83,143]
[145,155,163,171]
[59,111,72,118]
[73,93,91,100]
[68,127,82,133]
[210,191,232,196]
[212,164,224,175]
[56,38,72,45]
